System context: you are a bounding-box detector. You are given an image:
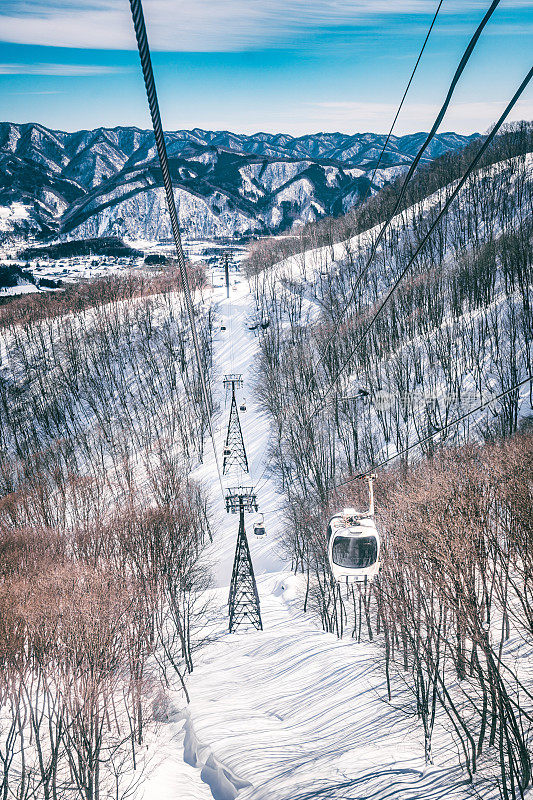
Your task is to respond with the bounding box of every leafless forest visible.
[248,124,533,798]
[0,269,215,799]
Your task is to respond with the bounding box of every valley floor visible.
[141,275,492,800]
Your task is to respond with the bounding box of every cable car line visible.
[128,0,225,501]
[253,0,444,511]
[305,64,533,425]
[356,0,444,211]
[331,375,533,491]
[333,0,500,316]
[128,0,526,599]
[311,0,501,375]
[255,378,532,580]
[253,461,272,494]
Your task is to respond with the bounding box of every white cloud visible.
[157,96,533,138]
[305,99,533,135]
[0,0,529,52]
[0,63,128,75]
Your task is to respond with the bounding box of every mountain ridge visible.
[0,121,479,241]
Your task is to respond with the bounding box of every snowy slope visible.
[249,153,533,526]
[141,272,498,800]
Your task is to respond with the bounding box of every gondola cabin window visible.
[332,534,378,569]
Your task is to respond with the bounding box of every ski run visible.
[141,266,507,800]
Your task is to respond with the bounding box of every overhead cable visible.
[306,64,533,423]
[129,0,225,499]
[357,0,444,209]
[314,0,501,367]
[332,375,533,490]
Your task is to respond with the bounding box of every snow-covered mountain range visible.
[0,122,478,240]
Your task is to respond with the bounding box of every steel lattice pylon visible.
[223,388,248,474]
[227,492,262,633]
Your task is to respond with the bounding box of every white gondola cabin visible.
[253,513,266,537]
[327,476,381,583]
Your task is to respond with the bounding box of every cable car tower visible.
[226,487,262,633]
[222,250,233,299]
[222,375,248,474]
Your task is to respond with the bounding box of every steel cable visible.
[332,375,533,490]
[306,64,533,424]
[355,0,444,211]
[312,0,501,373]
[129,0,225,499]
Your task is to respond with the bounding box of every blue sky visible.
[0,0,532,135]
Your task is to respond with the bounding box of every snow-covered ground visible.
[141,270,488,800]
[0,202,31,232]
[0,282,40,296]
[1,150,529,800]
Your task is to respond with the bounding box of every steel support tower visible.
[223,251,231,298]
[222,376,248,474]
[226,488,262,633]
[223,374,243,395]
